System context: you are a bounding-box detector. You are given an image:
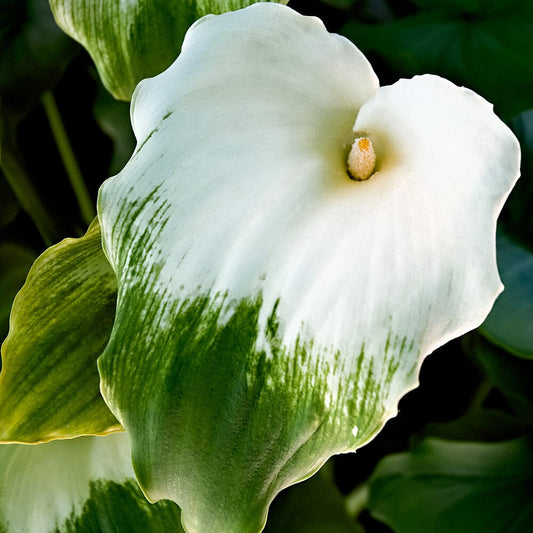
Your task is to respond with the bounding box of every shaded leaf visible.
[49,0,288,100]
[467,333,533,426]
[0,219,119,443]
[411,0,515,12]
[369,437,533,533]
[425,408,526,443]
[265,468,361,533]
[342,2,533,118]
[0,173,19,228]
[0,433,183,532]
[92,79,135,175]
[480,233,533,358]
[264,471,362,533]
[0,0,77,117]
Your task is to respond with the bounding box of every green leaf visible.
[265,468,361,533]
[467,334,533,426]
[0,0,77,117]
[96,4,519,531]
[0,242,36,343]
[0,433,184,532]
[0,173,19,229]
[479,233,533,358]
[92,79,135,175]
[342,1,533,118]
[49,0,288,101]
[368,437,533,533]
[0,219,120,443]
[411,0,515,12]
[425,408,525,443]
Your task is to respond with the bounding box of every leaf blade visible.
[0,219,119,443]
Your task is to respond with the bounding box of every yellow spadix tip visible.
[347,136,376,181]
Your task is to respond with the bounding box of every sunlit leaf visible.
[49,0,288,100]
[0,433,183,532]
[0,219,119,443]
[368,437,533,533]
[0,242,35,343]
[96,4,519,531]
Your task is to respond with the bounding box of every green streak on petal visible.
[62,480,182,533]
[100,289,410,532]
[0,219,119,443]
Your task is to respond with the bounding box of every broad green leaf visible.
[0,0,77,117]
[0,242,36,344]
[265,468,361,533]
[479,234,533,358]
[97,4,519,531]
[368,437,533,533]
[0,433,184,532]
[0,219,120,443]
[49,0,288,101]
[342,1,533,118]
[467,334,533,426]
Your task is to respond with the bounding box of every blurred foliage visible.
[0,0,78,117]
[266,468,363,533]
[368,437,533,533]
[466,333,533,427]
[480,233,533,358]
[342,0,533,118]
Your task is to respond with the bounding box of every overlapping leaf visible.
[0,433,183,532]
[49,0,288,100]
[369,437,533,533]
[0,219,119,443]
[480,234,533,358]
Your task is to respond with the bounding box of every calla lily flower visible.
[96,3,520,532]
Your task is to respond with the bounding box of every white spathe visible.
[0,434,133,532]
[97,2,520,530]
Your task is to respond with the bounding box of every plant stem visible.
[41,91,95,226]
[0,108,61,246]
[345,483,369,518]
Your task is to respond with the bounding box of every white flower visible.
[97,3,520,532]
